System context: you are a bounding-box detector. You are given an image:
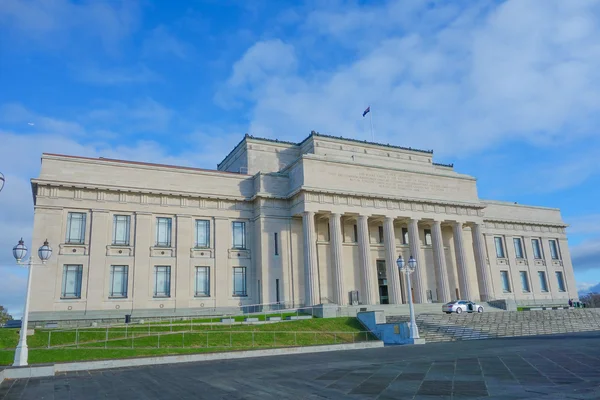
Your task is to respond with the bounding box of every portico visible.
[301,209,491,307]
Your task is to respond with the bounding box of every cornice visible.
[293,187,486,210]
[32,179,249,202]
[41,154,250,179]
[483,217,567,228]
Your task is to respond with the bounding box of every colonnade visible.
[302,212,492,306]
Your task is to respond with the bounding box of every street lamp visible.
[11,238,53,366]
[397,255,420,340]
[0,172,5,192]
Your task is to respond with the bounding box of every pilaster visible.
[330,213,346,305]
[432,220,451,303]
[472,223,493,301]
[384,216,403,304]
[358,215,376,305]
[302,212,319,306]
[452,221,472,300]
[408,218,426,303]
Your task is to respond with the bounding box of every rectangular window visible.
[402,228,409,245]
[195,219,210,248]
[61,265,83,298]
[274,232,279,256]
[353,224,358,243]
[154,266,171,297]
[424,229,432,245]
[156,217,172,247]
[109,266,128,298]
[378,226,384,243]
[549,240,560,260]
[112,215,130,245]
[232,221,246,249]
[513,237,524,259]
[519,271,530,292]
[66,212,86,244]
[327,223,331,241]
[494,237,505,258]
[500,270,511,293]
[538,271,548,292]
[556,271,566,292]
[532,239,543,259]
[195,267,210,297]
[233,267,247,296]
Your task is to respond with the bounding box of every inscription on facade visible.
[326,169,466,198]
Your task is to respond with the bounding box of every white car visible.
[442,300,484,314]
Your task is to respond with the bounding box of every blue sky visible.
[1,0,600,316]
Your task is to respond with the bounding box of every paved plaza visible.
[2,331,600,399]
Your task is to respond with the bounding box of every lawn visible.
[0,317,374,365]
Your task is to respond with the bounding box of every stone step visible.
[387,309,600,343]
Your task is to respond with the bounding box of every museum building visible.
[27,132,577,321]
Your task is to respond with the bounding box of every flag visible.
[362,106,370,117]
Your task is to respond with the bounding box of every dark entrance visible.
[376,260,389,304]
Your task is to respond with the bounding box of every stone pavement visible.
[1,331,600,399]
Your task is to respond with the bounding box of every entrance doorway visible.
[376,260,389,304]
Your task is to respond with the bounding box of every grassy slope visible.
[0,317,372,365]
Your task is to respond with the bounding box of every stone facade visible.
[27,132,577,321]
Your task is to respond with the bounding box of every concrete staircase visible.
[386,309,600,343]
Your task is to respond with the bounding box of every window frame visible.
[112,215,131,246]
[353,224,358,243]
[109,265,129,298]
[66,212,86,244]
[532,238,543,259]
[195,219,210,248]
[61,265,83,299]
[555,271,566,292]
[232,221,246,249]
[154,266,171,298]
[274,232,279,256]
[155,217,173,247]
[513,237,525,259]
[519,271,530,293]
[233,267,247,297]
[549,240,560,260]
[194,266,210,297]
[494,236,506,259]
[402,227,409,245]
[538,271,548,292]
[500,270,511,293]
[424,229,432,246]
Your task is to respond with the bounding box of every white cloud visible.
[571,240,600,272]
[0,0,140,54]
[142,25,193,59]
[85,98,174,135]
[220,0,600,157]
[75,65,160,85]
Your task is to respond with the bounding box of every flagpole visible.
[369,108,374,142]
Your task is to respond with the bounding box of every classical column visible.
[302,212,320,306]
[408,218,425,303]
[471,223,492,301]
[432,220,451,303]
[453,222,472,300]
[329,213,346,305]
[357,215,376,304]
[384,216,403,304]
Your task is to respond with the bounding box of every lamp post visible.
[397,255,420,340]
[11,238,53,366]
[0,172,5,192]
